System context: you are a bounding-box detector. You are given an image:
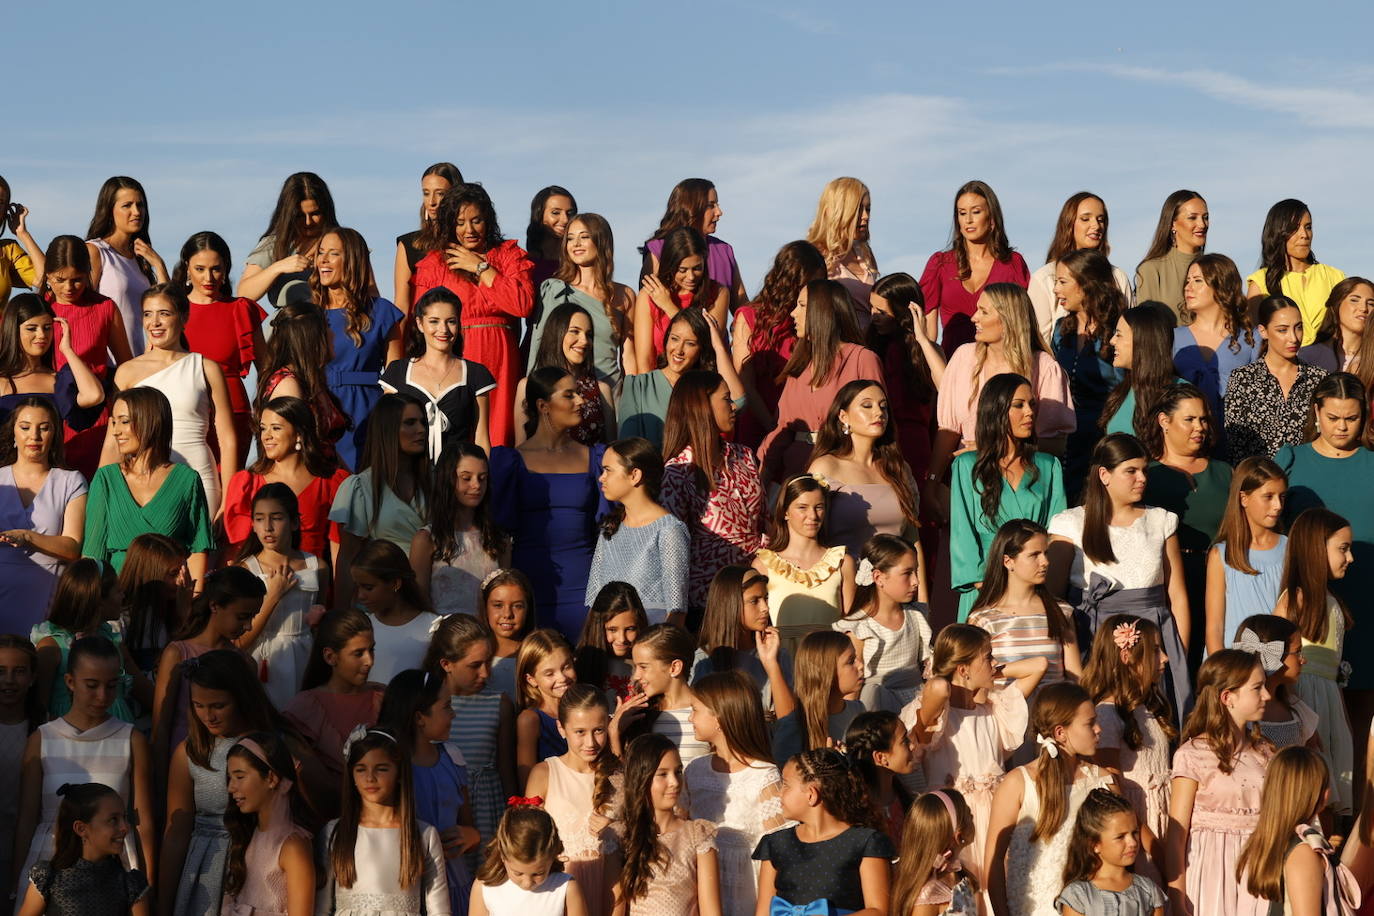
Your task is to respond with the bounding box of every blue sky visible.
[7,0,1374,299]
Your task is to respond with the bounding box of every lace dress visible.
[174,736,233,916]
[627,819,716,916]
[543,755,619,916]
[25,858,148,916]
[425,526,501,616]
[315,820,450,915]
[683,758,789,916]
[1004,762,1114,916]
[1094,703,1171,842]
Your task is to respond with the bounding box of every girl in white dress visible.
[684,671,789,916]
[349,540,437,686]
[470,806,587,916]
[410,444,510,617]
[236,482,323,707]
[316,727,450,915]
[103,282,237,517]
[985,683,1120,916]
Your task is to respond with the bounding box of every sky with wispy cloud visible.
[7,0,1374,298]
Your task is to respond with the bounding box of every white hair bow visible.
[855,558,875,587]
[1036,733,1060,759]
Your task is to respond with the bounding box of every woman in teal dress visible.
[950,372,1067,621]
[1274,372,1374,759]
[1101,304,1179,439]
[83,387,214,578]
[1140,382,1232,672]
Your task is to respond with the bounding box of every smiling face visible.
[315,232,344,288]
[1109,317,1133,369]
[1099,457,1148,506]
[188,249,226,300]
[1004,533,1050,586]
[251,497,297,555]
[420,174,452,223]
[256,409,299,462]
[0,647,35,712]
[1171,197,1209,253]
[454,204,488,252]
[13,405,55,464]
[142,294,183,349]
[701,189,723,236]
[1286,211,1313,265]
[604,610,639,658]
[1240,478,1287,531]
[540,374,585,431]
[18,312,53,359]
[1159,397,1209,458]
[419,300,460,355]
[1223,663,1270,725]
[417,682,455,742]
[450,454,488,510]
[1053,263,1084,313]
[630,642,677,698]
[1327,526,1355,579]
[1260,306,1303,360]
[688,696,721,745]
[109,399,141,457]
[785,489,825,542]
[353,747,400,807]
[77,794,130,859]
[1315,397,1364,451]
[441,641,492,695]
[663,319,702,374]
[957,192,992,243]
[527,648,574,702]
[226,754,277,815]
[649,748,684,812]
[972,294,1004,344]
[559,705,609,765]
[190,683,240,738]
[560,311,592,367]
[485,584,528,644]
[1093,810,1141,869]
[543,194,575,239]
[46,267,86,304]
[565,220,597,267]
[1183,264,1215,314]
[1072,197,1107,249]
[839,384,889,442]
[325,633,376,688]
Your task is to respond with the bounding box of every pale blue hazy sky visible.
[7,0,1374,295]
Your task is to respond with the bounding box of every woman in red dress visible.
[411,183,533,447]
[178,231,267,467]
[41,235,133,477]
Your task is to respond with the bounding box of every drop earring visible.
[841,420,851,436]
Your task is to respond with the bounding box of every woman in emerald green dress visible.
[82,387,214,580]
[950,372,1066,621]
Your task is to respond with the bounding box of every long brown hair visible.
[329,731,423,889]
[514,629,573,710]
[1215,458,1287,575]
[647,178,716,243]
[1318,277,1374,373]
[890,789,975,916]
[617,734,678,902]
[766,474,831,553]
[249,396,340,479]
[357,394,432,530]
[1045,192,1111,262]
[87,176,158,283]
[1028,683,1093,841]
[750,241,826,353]
[947,180,1015,280]
[662,369,726,493]
[1180,649,1271,774]
[411,163,464,250]
[971,520,1068,642]
[778,279,862,388]
[1258,199,1317,302]
[1140,189,1205,264]
[256,302,334,414]
[1236,745,1328,900]
[655,227,720,313]
[1080,433,1149,565]
[807,379,918,528]
[1102,305,1176,436]
[223,732,315,895]
[1055,249,1125,351]
[0,295,56,385]
[1080,614,1177,749]
[1279,507,1353,643]
[554,214,629,345]
[259,172,338,262]
[556,684,620,814]
[309,227,376,347]
[427,443,507,564]
[970,373,1039,527]
[794,631,852,752]
[868,272,937,404]
[692,670,774,766]
[696,565,768,671]
[0,393,64,469]
[1188,253,1254,352]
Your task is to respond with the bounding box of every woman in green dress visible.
[1101,303,1179,438]
[949,372,1067,621]
[1274,371,1374,778]
[82,387,214,579]
[1140,382,1232,672]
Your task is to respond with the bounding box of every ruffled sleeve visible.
[328,472,374,538]
[222,471,260,546]
[124,868,151,906]
[1053,880,1094,915]
[755,545,844,589]
[1294,698,1320,743]
[484,240,535,319]
[322,468,350,544]
[900,685,950,756]
[989,685,1030,755]
[688,818,717,855]
[233,298,268,377]
[487,447,524,533]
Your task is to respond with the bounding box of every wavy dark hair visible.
[1055,249,1125,351]
[405,286,464,361]
[0,295,56,386]
[1187,253,1254,352]
[617,733,680,902]
[256,302,334,414]
[428,183,503,254]
[646,178,717,243]
[1080,434,1149,565]
[1259,199,1317,299]
[233,482,303,563]
[171,566,267,642]
[868,272,936,404]
[947,180,1015,281]
[971,373,1039,527]
[357,393,432,531]
[600,437,665,539]
[258,172,338,262]
[525,185,577,256]
[248,395,340,478]
[223,731,316,895]
[412,163,464,252]
[171,230,234,298]
[1181,649,1272,774]
[1079,613,1177,749]
[655,226,719,312]
[1318,277,1374,373]
[971,519,1067,643]
[808,379,918,528]
[308,227,376,348]
[532,302,595,381]
[184,649,291,769]
[658,307,717,374]
[0,393,64,468]
[1138,382,1216,461]
[1102,304,1176,437]
[1045,192,1111,262]
[429,442,507,564]
[661,369,726,495]
[789,746,880,829]
[87,176,158,283]
[1140,189,1206,265]
[749,241,826,353]
[1062,788,1138,887]
[778,278,862,387]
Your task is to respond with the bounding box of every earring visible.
[841,420,851,436]
[295,439,302,451]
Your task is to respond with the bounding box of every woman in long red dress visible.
[178,231,267,468]
[411,183,533,447]
[41,235,133,477]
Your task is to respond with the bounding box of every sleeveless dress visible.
[50,292,118,478]
[220,789,310,916]
[480,871,573,916]
[29,621,135,723]
[755,545,847,659]
[449,691,507,865]
[824,477,908,558]
[413,742,473,916]
[242,555,321,708]
[134,353,221,510]
[1005,762,1115,916]
[425,526,502,616]
[683,758,787,916]
[543,755,619,916]
[89,238,150,354]
[1293,593,1355,815]
[174,736,233,916]
[18,716,138,902]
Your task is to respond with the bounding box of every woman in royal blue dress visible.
[490,365,606,639]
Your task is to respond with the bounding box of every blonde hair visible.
[515,629,574,710]
[968,284,1045,409]
[805,177,875,273]
[890,790,975,916]
[1181,649,1272,774]
[476,806,565,886]
[1236,746,1328,900]
[794,631,852,751]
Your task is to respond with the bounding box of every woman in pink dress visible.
[920,179,1030,355]
[730,241,826,450]
[177,231,266,468]
[85,176,169,355]
[411,183,533,448]
[758,279,884,484]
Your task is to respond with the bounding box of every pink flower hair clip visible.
[1112,620,1140,652]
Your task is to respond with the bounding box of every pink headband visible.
[929,790,960,874]
[929,789,958,830]
[235,737,293,793]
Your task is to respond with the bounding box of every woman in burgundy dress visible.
[411,183,533,447]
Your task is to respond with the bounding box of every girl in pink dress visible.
[902,623,1046,886]
[1166,649,1274,916]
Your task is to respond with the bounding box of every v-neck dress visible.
[83,462,214,572]
[0,466,87,634]
[949,450,1067,621]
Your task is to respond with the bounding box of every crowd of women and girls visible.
[0,168,1372,915]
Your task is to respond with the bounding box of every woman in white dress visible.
[102,282,237,519]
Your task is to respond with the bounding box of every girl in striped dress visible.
[967,519,1081,689]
